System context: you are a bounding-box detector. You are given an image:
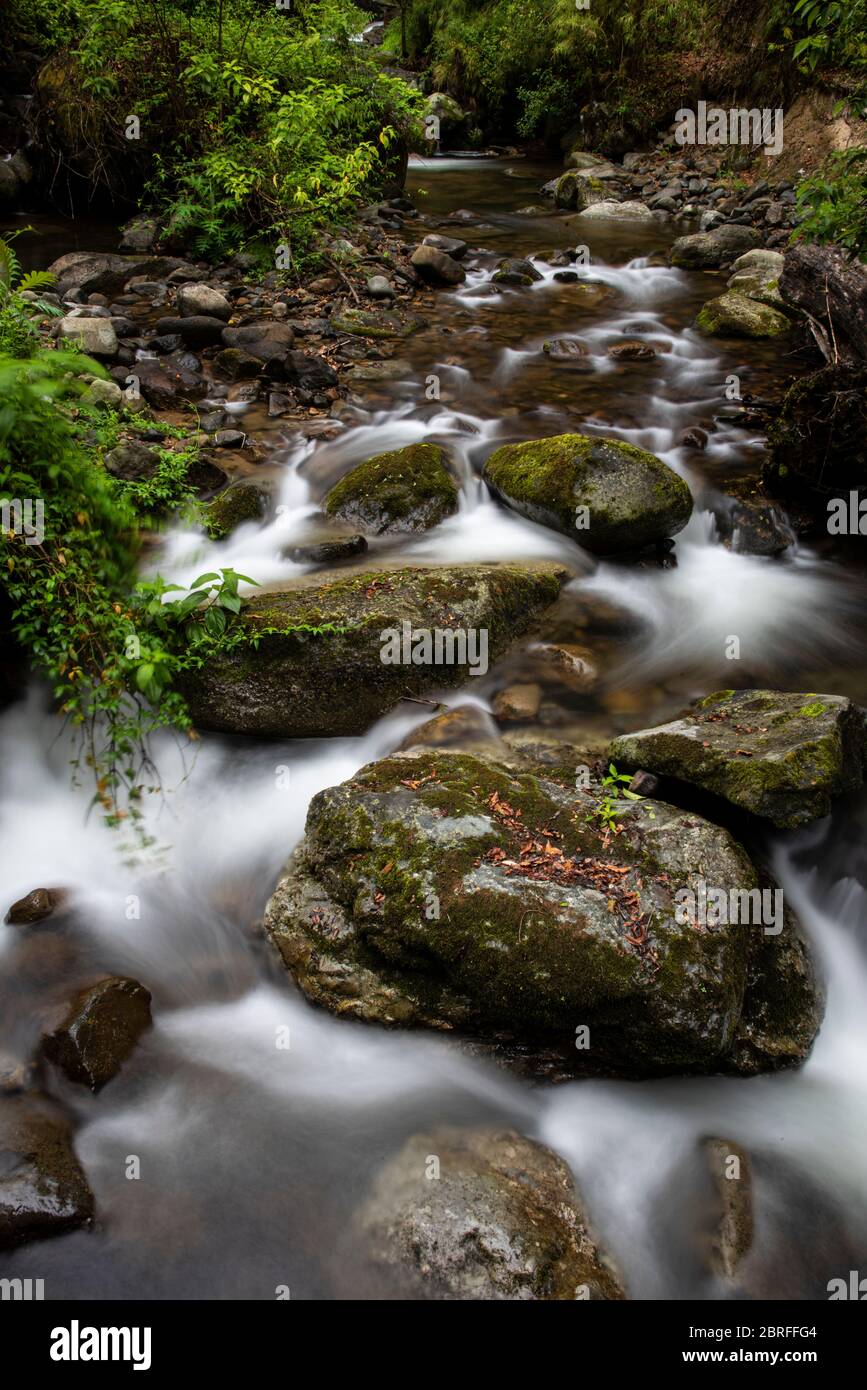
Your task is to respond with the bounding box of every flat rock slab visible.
[182,564,568,738]
[609,689,867,829]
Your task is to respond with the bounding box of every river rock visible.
[56,315,118,358]
[695,292,790,338]
[482,433,692,554]
[219,321,295,371]
[714,499,795,556]
[564,150,609,171]
[177,283,232,321]
[422,233,468,260]
[104,439,161,481]
[344,359,414,384]
[42,976,153,1090]
[182,564,567,737]
[411,244,466,286]
[669,226,762,268]
[154,314,226,348]
[609,689,867,829]
[134,355,206,407]
[119,216,160,253]
[425,91,468,145]
[4,887,68,926]
[205,483,270,539]
[283,351,338,391]
[324,443,458,534]
[552,171,607,211]
[48,252,174,299]
[573,200,654,221]
[366,275,395,299]
[264,745,821,1075]
[331,307,427,338]
[352,1127,626,1300]
[0,1096,95,1248]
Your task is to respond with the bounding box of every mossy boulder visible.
[182,564,568,737]
[482,433,692,554]
[330,307,427,339]
[609,689,867,829]
[205,483,269,539]
[552,171,606,211]
[352,1127,626,1300]
[695,292,790,339]
[325,444,459,534]
[264,746,821,1076]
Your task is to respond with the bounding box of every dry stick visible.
[327,257,360,304]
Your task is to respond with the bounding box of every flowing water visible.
[3,157,867,1300]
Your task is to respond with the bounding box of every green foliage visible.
[387,0,706,137]
[794,149,867,260]
[31,0,423,260]
[0,336,254,831]
[588,763,643,832]
[0,232,62,358]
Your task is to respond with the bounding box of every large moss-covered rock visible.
[482,434,692,554]
[695,292,790,339]
[324,444,459,534]
[0,1096,95,1249]
[352,1127,626,1300]
[182,564,567,737]
[609,689,867,829]
[264,746,821,1076]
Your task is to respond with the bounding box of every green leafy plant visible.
[794,149,867,261]
[588,763,643,832]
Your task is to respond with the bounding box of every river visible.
[2,155,867,1299]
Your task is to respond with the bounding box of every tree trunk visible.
[780,244,867,366]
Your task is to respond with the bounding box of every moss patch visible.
[325,443,459,534]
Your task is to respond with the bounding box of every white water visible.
[3,165,866,1299]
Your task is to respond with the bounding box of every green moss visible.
[324,443,458,534]
[482,433,692,554]
[205,483,267,540]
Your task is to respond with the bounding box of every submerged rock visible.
[352,1127,626,1300]
[482,433,692,554]
[324,443,459,534]
[609,689,867,829]
[263,745,821,1076]
[0,1096,95,1248]
[182,564,568,738]
[42,976,153,1091]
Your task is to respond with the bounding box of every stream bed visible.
[3,156,867,1300]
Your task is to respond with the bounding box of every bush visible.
[794,149,867,261]
[31,0,423,261]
